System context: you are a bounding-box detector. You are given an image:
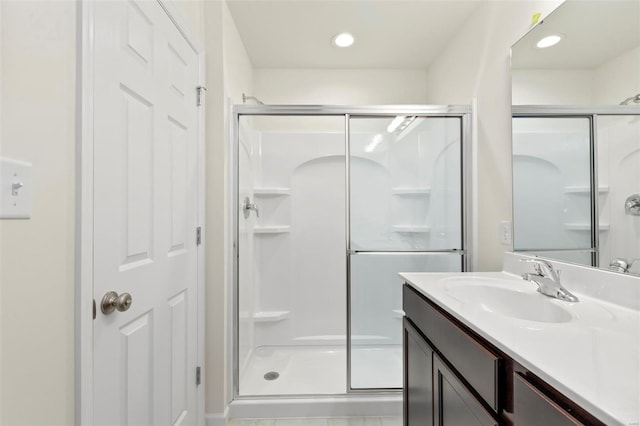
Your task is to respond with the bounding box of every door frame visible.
[75,1,206,425]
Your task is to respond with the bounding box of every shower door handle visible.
[242,196,260,219]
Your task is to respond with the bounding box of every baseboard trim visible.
[227,394,402,419]
[206,406,229,426]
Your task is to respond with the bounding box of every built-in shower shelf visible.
[254,225,291,234]
[391,187,431,195]
[391,225,431,233]
[564,186,609,194]
[565,223,610,231]
[253,311,290,323]
[253,187,291,196]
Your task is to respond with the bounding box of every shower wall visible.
[512,118,592,263]
[597,116,640,273]
[251,131,346,348]
[238,124,258,371]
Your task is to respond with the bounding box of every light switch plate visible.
[500,220,512,245]
[1,158,32,219]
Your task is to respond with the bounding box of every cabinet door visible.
[433,355,498,426]
[404,319,434,426]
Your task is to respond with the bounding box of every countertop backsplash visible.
[504,252,640,312]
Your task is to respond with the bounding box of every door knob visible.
[101,291,132,314]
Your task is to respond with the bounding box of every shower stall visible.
[231,105,471,408]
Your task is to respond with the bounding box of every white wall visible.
[0,1,76,424]
[254,69,428,105]
[424,0,563,271]
[223,3,254,104]
[512,45,640,106]
[512,69,593,105]
[593,45,640,105]
[203,0,255,416]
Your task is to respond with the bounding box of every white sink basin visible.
[443,280,573,323]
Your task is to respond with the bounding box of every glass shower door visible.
[512,117,593,265]
[348,116,465,390]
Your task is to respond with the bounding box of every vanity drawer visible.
[512,368,606,426]
[514,373,582,425]
[403,284,502,413]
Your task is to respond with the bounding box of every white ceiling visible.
[226,0,483,69]
[512,0,640,70]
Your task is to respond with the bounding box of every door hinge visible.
[196,226,202,245]
[196,366,201,386]
[196,86,207,107]
[93,299,96,320]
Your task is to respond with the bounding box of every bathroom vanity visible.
[401,255,640,426]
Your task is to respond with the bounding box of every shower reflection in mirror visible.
[510,0,640,275]
[511,113,640,276]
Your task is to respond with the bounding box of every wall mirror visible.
[511,0,640,275]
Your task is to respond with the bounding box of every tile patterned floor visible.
[227,417,402,426]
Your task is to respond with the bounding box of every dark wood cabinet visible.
[404,319,434,426]
[434,355,498,426]
[513,373,582,426]
[403,283,605,426]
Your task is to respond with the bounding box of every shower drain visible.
[264,371,280,381]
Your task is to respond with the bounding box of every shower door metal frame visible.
[231,105,473,399]
[512,105,640,267]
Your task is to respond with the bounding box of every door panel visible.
[404,319,434,426]
[350,253,461,389]
[169,291,189,424]
[348,115,464,390]
[434,356,498,426]
[120,313,154,425]
[120,86,154,268]
[349,117,462,252]
[93,1,199,424]
[168,118,189,255]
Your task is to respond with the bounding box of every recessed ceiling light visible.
[332,33,355,48]
[536,34,563,49]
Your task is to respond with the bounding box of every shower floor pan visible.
[239,345,402,396]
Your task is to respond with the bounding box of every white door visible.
[92,1,200,425]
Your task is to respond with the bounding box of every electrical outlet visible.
[500,220,512,245]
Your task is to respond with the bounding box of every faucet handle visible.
[520,258,558,279]
[609,258,640,273]
[520,258,544,274]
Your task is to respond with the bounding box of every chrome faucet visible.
[242,196,260,219]
[520,259,579,302]
[609,258,639,274]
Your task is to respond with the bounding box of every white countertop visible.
[401,271,640,426]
